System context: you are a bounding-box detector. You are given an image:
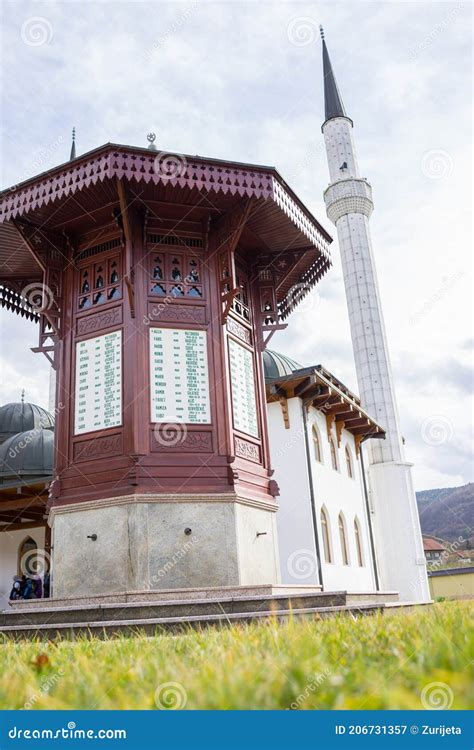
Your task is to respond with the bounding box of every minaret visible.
[319,28,430,602]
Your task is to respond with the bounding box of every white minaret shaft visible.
[320,29,430,602]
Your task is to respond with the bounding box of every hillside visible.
[416,483,474,544]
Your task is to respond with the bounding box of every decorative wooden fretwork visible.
[255,266,287,348]
[77,253,122,311]
[0,285,39,322]
[147,233,203,249]
[232,268,251,323]
[76,237,122,263]
[148,250,203,299]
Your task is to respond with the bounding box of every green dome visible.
[262,350,302,380]
[0,402,54,443]
[0,428,53,482]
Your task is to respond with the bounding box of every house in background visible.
[423,536,446,563]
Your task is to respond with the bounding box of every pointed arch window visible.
[345,445,353,478]
[18,536,37,577]
[338,513,350,566]
[312,425,322,463]
[321,507,332,563]
[329,436,338,471]
[354,518,364,567]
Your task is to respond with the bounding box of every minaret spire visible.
[320,27,348,123]
[70,127,76,160]
[320,33,430,604]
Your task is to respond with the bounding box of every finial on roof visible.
[319,25,325,40]
[147,132,157,151]
[70,127,76,160]
[21,389,25,404]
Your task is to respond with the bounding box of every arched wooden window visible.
[329,436,338,471]
[18,536,37,576]
[354,518,364,566]
[320,507,332,563]
[345,445,353,478]
[338,513,350,565]
[312,425,322,463]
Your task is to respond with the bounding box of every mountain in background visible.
[416,483,474,544]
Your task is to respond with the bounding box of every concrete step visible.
[0,603,385,640]
[1,591,399,628]
[0,592,348,627]
[5,584,324,611]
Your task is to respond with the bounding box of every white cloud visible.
[0,0,472,491]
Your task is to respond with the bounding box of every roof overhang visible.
[0,143,332,320]
[266,365,385,442]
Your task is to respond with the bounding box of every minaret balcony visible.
[324,178,373,223]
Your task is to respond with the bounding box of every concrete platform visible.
[0,587,401,639]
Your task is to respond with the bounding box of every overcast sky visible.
[0,0,472,491]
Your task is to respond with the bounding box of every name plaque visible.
[74,330,122,435]
[150,327,211,424]
[228,338,259,438]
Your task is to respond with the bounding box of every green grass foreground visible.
[0,601,472,710]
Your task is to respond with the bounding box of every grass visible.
[0,601,472,710]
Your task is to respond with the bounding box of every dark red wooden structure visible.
[0,142,332,521]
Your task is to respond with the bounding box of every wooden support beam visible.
[354,434,364,457]
[294,376,315,397]
[0,520,47,533]
[336,419,345,447]
[323,400,349,416]
[279,397,290,429]
[326,412,335,440]
[0,497,45,512]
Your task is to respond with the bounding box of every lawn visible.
[0,601,472,710]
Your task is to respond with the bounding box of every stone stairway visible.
[0,586,399,639]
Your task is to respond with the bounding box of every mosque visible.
[0,33,429,631]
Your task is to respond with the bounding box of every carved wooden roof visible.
[0,143,333,318]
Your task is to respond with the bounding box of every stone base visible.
[50,495,281,598]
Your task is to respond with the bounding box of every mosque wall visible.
[268,398,378,593]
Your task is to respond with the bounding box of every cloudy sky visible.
[0,0,472,491]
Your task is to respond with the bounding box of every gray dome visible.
[263,350,302,380]
[0,428,54,482]
[0,402,54,442]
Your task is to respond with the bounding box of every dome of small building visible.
[0,428,54,482]
[263,350,303,380]
[0,402,54,443]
